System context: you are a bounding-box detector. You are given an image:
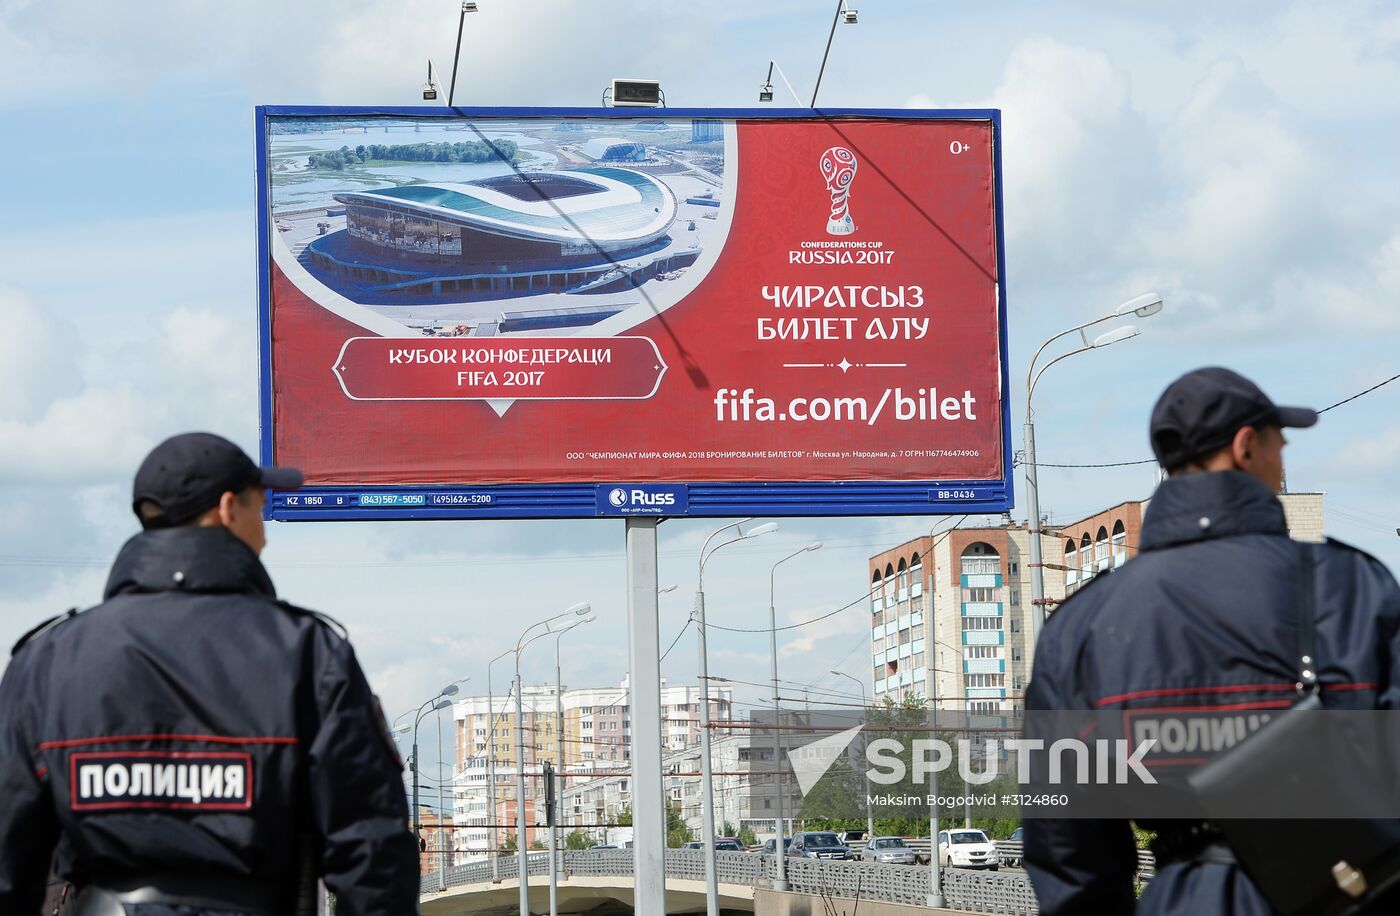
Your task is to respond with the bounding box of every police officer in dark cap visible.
[0,433,418,915]
[1023,368,1400,915]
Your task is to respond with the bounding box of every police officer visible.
[0,433,418,915]
[1023,368,1400,915]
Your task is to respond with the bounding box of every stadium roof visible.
[334,168,676,245]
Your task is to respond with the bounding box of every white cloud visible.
[964,38,1152,277]
[1331,424,1400,478]
[0,288,82,422]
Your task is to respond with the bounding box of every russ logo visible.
[820,146,858,236]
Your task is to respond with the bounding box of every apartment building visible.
[870,492,1325,712]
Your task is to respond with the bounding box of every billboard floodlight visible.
[422,60,439,101]
[611,78,663,107]
[759,83,774,102]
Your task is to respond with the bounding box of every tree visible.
[616,805,633,827]
[666,802,693,848]
[530,838,546,850]
[500,833,517,855]
[564,829,595,850]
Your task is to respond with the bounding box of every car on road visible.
[937,829,999,870]
[789,831,853,860]
[761,837,793,856]
[859,836,917,865]
[681,839,745,851]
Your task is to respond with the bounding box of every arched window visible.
[1064,539,1078,587]
[883,564,896,608]
[960,543,1002,617]
[910,552,924,598]
[1080,533,1093,581]
[870,569,883,620]
[1112,520,1128,567]
[1095,526,1110,572]
[959,542,1001,576]
[896,558,909,603]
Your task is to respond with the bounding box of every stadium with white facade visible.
[303,167,695,307]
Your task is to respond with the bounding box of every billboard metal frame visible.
[255,105,1012,520]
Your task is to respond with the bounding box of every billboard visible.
[256,106,1011,519]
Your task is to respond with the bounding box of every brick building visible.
[869,491,1326,712]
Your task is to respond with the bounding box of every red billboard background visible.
[266,115,1004,487]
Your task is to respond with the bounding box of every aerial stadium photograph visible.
[266,115,731,338]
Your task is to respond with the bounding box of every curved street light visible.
[768,541,822,892]
[406,682,464,855]
[547,611,595,916]
[512,603,593,916]
[829,668,874,840]
[694,519,778,916]
[1023,293,1163,646]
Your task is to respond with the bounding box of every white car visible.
[937,828,1000,870]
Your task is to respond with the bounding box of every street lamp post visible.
[434,677,470,891]
[404,686,460,877]
[695,520,779,916]
[486,648,517,883]
[1025,292,1163,644]
[830,670,874,840]
[769,542,822,892]
[921,518,963,908]
[548,609,599,916]
[510,603,594,916]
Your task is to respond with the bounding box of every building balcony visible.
[963,658,1005,674]
[961,573,1002,589]
[962,631,1004,646]
[962,601,1003,617]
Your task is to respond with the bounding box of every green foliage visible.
[720,821,737,837]
[530,838,546,850]
[306,140,519,171]
[737,825,759,848]
[616,805,633,827]
[666,803,693,848]
[500,832,517,855]
[564,829,596,850]
[798,695,1025,841]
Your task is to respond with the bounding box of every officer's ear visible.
[215,490,241,529]
[1229,426,1258,470]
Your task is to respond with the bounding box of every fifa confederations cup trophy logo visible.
[819,146,858,236]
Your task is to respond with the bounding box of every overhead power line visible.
[1030,370,1400,469]
[1318,370,1400,413]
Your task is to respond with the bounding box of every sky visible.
[2,0,1399,791]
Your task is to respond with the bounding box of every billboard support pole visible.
[626,517,667,915]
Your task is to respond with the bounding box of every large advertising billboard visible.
[256,106,1011,519]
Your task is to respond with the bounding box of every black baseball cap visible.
[132,432,303,528]
[1150,367,1317,469]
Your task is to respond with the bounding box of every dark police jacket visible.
[0,526,418,915]
[1024,471,1400,915]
